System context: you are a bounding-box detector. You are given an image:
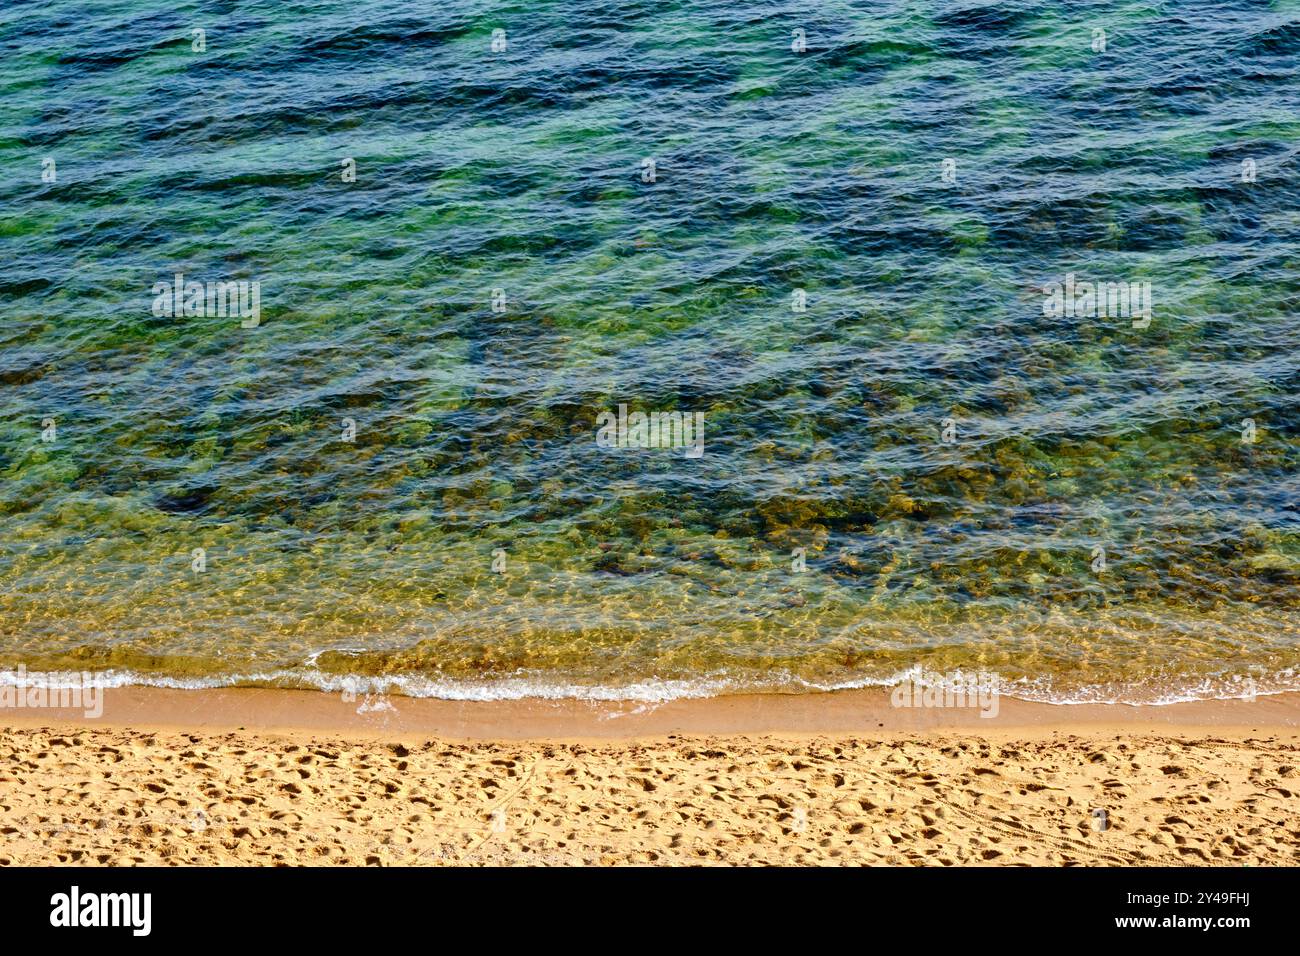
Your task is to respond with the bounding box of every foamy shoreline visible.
[4,684,1299,740]
[2,663,1294,709]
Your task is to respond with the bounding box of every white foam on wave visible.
[1,664,1297,706]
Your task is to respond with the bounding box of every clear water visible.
[1,0,1297,702]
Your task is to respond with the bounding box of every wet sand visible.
[6,683,1299,739]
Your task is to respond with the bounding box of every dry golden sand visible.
[1,688,1298,866]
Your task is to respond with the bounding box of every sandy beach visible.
[2,687,1297,866]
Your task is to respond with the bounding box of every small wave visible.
[1,665,1296,707]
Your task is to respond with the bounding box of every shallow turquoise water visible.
[0,0,1297,702]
